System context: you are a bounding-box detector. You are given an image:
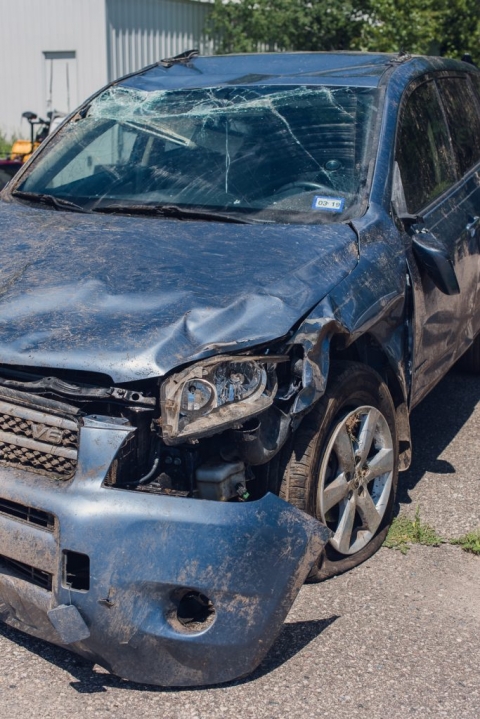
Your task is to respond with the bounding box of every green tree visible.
[207,0,368,54]
[357,0,480,60]
[207,0,480,63]
[437,0,480,62]
[355,0,443,54]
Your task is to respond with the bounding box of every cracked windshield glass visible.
[17,84,378,223]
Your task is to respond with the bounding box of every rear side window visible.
[436,76,480,175]
[396,81,456,213]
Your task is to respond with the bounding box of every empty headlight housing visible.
[160,355,283,444]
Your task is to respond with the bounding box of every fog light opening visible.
[63,550,90,592]
[175,590,216,632]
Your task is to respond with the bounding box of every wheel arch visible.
[290,324,412,471]
[278,359,400,581]
[330,332,411,470]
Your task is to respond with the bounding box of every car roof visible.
[118,52,477,93]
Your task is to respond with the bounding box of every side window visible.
[436,77,480,175]
[396,81,456,213]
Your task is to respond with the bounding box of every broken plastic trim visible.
[0,368,156,407]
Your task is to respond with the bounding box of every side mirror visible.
[411,231,460,296]
[391,161,459,295]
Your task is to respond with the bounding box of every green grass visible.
[385,508,480,556]
[451,530,480,556]
[384,507,444,554]
[0,129,14,157]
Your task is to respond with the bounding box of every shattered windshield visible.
[17,84,379,223]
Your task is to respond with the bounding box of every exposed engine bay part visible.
[130,453,160,487]
[221,404,291,466]
[196,460,247,501]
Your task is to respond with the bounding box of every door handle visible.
[466,216,480,237]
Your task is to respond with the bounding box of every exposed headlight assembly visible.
[160,355,284,444]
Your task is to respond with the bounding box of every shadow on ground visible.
[396,368,480,510]
[0,615,338,694]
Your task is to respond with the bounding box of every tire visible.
[458,335,480,373]
[278,361,398,582]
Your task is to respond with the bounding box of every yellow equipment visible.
[9,138,41,163]
[10,111,49,163]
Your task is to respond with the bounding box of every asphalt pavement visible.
[0,368,479,719]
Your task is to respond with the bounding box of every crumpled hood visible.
[0,201,358,383]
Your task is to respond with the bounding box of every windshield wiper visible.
[11,190,90,213]
[93,203,256,224]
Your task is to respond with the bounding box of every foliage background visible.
[0,130,14,157]
[207,0,480,63]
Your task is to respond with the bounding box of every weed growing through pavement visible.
[450,530,480,555]
[384,506,444,554]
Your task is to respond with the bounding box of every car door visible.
[435,73,480,337]
[395,76,480,406]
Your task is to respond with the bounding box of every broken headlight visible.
[160,355,282,444]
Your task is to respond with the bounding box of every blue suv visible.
[0,51,479,686]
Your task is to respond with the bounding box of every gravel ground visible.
[0,368,479,719]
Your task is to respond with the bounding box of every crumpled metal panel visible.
[0,201,358,383]
[288,202,408,417]
[0,420,330,686]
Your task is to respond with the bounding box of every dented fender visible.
[289,204,409,419]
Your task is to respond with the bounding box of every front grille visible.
[0,399,79,480]
[0,497,55,530]
[0,554,53,590]
[0,412,77,448]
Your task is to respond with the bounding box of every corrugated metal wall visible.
[0,0,108,137]
[106,0,212,81]
[0,0,213,137]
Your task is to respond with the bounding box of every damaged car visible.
[0,50,479,686]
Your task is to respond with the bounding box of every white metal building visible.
[0,0,212,137]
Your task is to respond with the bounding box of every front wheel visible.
[278,361,398,582]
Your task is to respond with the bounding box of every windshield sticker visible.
[312,196,345,212]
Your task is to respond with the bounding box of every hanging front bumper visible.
[0,418,330,687]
